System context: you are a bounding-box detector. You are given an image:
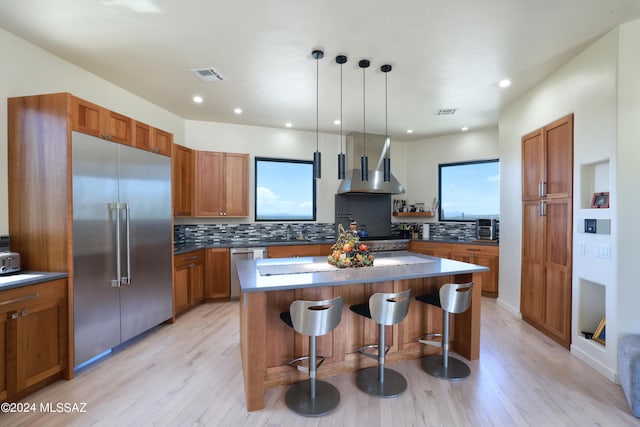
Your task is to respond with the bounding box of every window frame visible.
[254,156,317,222]
[438,158,500,222]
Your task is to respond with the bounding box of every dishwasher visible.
[230,247,267,299]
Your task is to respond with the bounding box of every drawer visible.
[174,250,205,268]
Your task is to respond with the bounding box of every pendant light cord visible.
[340,62,343,153]
[316,55,319,152]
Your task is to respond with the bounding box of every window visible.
[255,157,316,221]
[438,159,499,221]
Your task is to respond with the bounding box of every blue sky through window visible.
[439,160,499,221]
[255,158,315,221]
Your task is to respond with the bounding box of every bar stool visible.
[279,296,343,417]
[349,289,412,398]
[415,282,474,381]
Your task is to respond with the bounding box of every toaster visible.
[0,252,21,275]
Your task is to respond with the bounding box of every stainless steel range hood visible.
[337,132,405,194]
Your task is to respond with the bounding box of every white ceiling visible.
[2,0,640,141]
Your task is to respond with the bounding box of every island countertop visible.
[236,250,488,293]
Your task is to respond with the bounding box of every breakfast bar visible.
[236,251,487,411]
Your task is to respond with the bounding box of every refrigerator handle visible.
[122,203,131,285]
[109,202,121,287]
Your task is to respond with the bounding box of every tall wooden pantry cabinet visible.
[520,114,573,349]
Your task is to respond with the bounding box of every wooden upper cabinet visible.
[522,114,573,201]
[72,97,132,145]
[194,150,249,217]
[543,115,573,199]
[173,144,194,216]
[152,128,173,156]
[134,121,172,156]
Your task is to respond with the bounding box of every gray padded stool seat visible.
[349,289,412,398]
[415,282,473,381]
[280,296,343,417]
[619,334,640,418]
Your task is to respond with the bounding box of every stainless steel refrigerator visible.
[72,131,172,366]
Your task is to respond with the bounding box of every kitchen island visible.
[236,251,488,411]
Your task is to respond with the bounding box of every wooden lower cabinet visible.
[409,240,499,297]
[174,250,205,315]
[0,279,68,402]
[204,248,231,300]
[267,244,332,258]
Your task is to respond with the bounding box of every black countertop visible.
[0,271,68,291]
[175,237,498,254]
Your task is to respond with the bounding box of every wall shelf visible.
[393,212,434,217]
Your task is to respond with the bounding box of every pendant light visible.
[359,59,370,182]
[312,49,324,179]
[381,64,392,182]
[336,55,347,179]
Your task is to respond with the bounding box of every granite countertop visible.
[235,251,488,293]
[175,237,498,254]
[0,271,68,291]
[414,238,499,246]
[174,238,336,254]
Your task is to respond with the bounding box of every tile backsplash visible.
[175,221,498,244]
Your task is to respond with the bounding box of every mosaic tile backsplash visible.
[174,221,498,244]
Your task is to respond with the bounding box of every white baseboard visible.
[496,298,521,318]
[571,344,619,383]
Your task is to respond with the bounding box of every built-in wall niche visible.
[578,278,606,347]
[580,159,610,209]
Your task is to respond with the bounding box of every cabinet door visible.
[0,312,7,400]
[521,200,545,324]
[205,248,231,299]
[190,262,204,306]
[133,121,152,152]
[72,97,102,138]
[173,144,193,216]
[103,110,132,145]
[224,153,249,216]
[152,128,172,156]
[16,297,65,392]
[268,245,326,258]
[541,198,572,346]
[473,253,499,296]
[543,115,573,199]
[174,266,190,315]
[522,129,544,201]
[194,151,225,216]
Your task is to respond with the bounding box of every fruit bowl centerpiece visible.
[328,224,374,268]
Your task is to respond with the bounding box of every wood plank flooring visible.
[2,298,639,426]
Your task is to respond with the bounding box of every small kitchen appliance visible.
[0,252,21,275]
[476,218,497,240]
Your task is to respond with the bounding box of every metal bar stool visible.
[279,296,343,417]
[415,282,474,381]
[349,289,412,398]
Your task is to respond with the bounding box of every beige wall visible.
[400,127,499,221]
[0,28,185,234]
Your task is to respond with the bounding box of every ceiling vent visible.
[190,67,224,82]
[435,108,457,116]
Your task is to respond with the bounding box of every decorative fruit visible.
[343,243,352,252]
[359,244,368,251]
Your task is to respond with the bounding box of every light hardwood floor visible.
[3,298,639,427]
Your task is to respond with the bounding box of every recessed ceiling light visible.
[461,127,469,131]
[406,129,413,134]
[499,79,511,88]
[193,95,203,104]
[234,108,242,114]
[285,122,292,128]
[334,119,341,125]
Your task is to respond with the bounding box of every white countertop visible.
[236,251,488,293]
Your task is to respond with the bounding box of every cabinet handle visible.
[185,255,199,261]
[539,201,547,216]
[467,248,481,252]
[541,182,547,197]
[0,293,39,306]
[20,310,28,316]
